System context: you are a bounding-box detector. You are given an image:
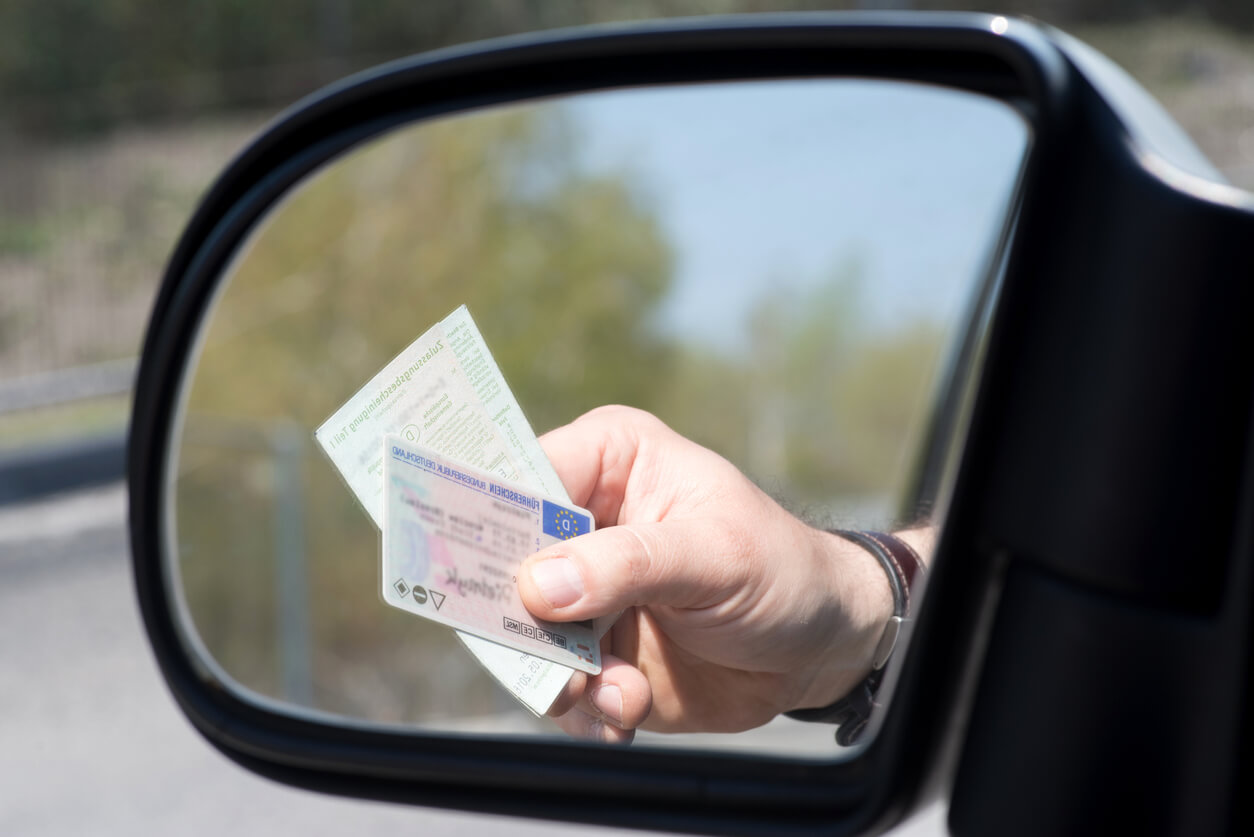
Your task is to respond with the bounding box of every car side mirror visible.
[129,13,1254,836]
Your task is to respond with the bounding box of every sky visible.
[567,78,1030,350]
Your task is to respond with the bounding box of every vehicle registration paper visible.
[313,306,590,713]
[383,436,600,674]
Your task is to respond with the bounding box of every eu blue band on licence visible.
[382,434,601,674]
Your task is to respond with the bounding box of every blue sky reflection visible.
[568,79,1030,350]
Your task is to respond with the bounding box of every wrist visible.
[786,527,928,736]
[786,527,897,713]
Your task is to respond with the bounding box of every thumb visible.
[517,520,744,622]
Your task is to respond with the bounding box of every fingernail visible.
[529,557,583,608]
[590,685,623,724]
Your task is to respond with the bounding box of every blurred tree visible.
[177,103,675,720]
[729,264,943,514]
[659,260,947,521]
[186,104,673,432]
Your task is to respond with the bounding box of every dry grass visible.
[0,114,265,381]
[0,395,130,449]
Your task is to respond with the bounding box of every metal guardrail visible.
[0,359,135,506]
[0,358,137,414]
[0,369,315,703]
[0,430,128,505]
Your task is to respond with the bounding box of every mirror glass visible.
[166,78,1028,757]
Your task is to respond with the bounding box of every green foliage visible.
[0,220,49,256]
[186,105,673,431]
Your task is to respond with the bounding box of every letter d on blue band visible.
[542,501,590,540]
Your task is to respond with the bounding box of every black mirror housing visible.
[128,12,1254,836]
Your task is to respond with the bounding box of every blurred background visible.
[2,2,1251,836]
[4,0,1254,438]
[3,0,1253,485]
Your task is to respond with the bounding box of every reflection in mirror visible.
[168,79,1028,757]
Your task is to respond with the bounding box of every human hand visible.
[517,405,916,743]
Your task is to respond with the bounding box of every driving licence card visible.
[382,435,601,674]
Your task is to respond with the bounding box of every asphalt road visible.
[0,482,945,836]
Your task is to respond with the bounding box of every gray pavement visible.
[0,483,615,836]
[0,482,946,836]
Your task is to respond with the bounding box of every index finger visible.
[539,405,647,525]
